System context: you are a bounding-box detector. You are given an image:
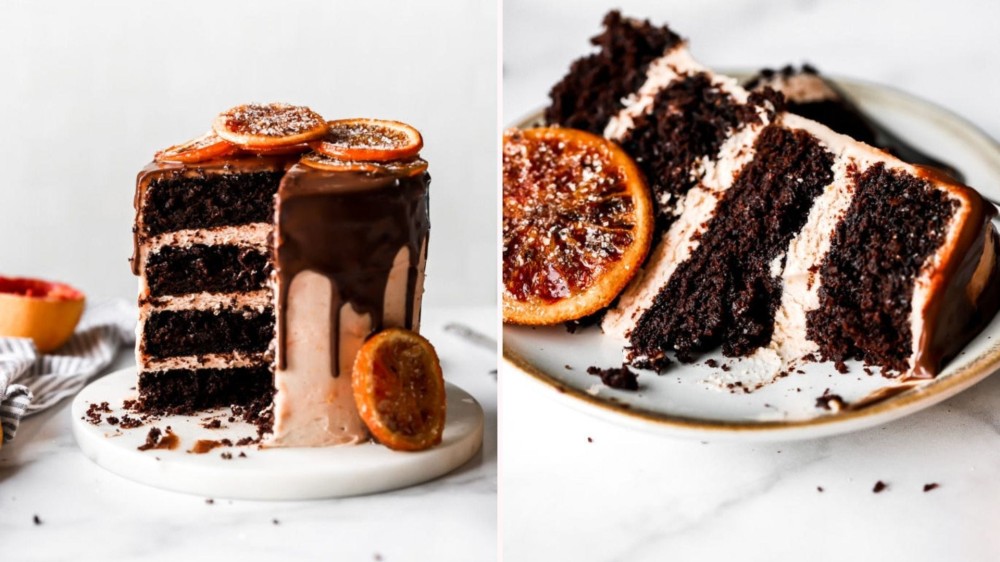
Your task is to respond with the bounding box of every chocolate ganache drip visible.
[274,165,430,376]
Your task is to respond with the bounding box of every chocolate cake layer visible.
[629,125,834,366]
[144,244,271,297]
[746,65,963,182]
[140,170,283,237]
[620,72,779,227]
[141,308,274,358]
[137,366,273,414]
[545,11,682,135]
[807,163,957,371]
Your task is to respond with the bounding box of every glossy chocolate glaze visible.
[274,163,430,376]
[910,166,1000,377]
[132,155,299,276]
[747,67,965,182]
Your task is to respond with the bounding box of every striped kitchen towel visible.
[0,299,134,443]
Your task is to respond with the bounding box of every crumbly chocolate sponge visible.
[144,244,271,297]
[629,125,834,363]
[545,10,682,134]
[807,163,957,371]
[141,308,274,358]
[141,170,283,236]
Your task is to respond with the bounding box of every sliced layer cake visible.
[133,106,433,447]
[545,12,1000,380]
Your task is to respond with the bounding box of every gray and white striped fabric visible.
[0,299,134,443]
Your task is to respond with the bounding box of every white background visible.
[504,1,1000,561]
[0,0,498,307]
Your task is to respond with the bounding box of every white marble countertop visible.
[0,306,497,562]
[503,1,1000,560]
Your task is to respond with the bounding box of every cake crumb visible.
[923,483,940,492]
[817,486,824,493]
[205,498,214,505]
[221,452,233,460]
[815,389,846,411]
[586,364,639,391]
[201,419,223,429]
[586,437,593,443]
[873,480,888,493]
[33,514,42,525]
[272,518,280,525]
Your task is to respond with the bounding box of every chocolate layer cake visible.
[546,12,1000,380]
[745,65,964,182]
[132,108,430,446]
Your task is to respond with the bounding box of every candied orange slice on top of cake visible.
[155,132,239,164]
[352,328,446,452]
[312,118,423,162]
[213,103,328,148]
[502,127,653,325]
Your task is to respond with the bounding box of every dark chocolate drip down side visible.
[275,166,430,376]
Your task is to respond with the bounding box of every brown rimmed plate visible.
[503,76,1000,441]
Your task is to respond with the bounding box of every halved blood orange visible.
[0,276,85,352]
[312,119,423,162]
[352,328,445,452]
[502,127,653,325]
[154,132,238,163]
[213,103,328,148]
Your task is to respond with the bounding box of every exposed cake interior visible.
[547,13,1000,382]
[133,156,294,426]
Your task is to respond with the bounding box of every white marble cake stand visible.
[71,367,484,500]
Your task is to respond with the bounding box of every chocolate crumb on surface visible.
[205,498,214,505]
[221,452,233,460]
[815,388,846,411]
[873,480,888,493]
[85,402,112,425]
[272,518,280,525]
[817,486,824,493]
[924,483,940,492]
[33,515,42,525]
[586,364,639,390]
[587,437,593,443]
[239,452,247,458]
[705,359,719,368]
[202,419,223,429]
[106,416,120,426]
[119,415,143,429]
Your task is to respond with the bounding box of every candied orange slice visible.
[154,132,238,163]
[312,119,423,162]
[502,127,653,325]
[239,143,312,156]
[0,277,85,352]
[213,103,328,148]
[300,152,429,176]
[352,328,445,452]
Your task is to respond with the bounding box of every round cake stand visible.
[71,367,484,500]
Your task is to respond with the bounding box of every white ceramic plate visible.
[503,76,1000,442]
[72,368,484,499]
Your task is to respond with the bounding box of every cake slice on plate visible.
[543,12,1000,381]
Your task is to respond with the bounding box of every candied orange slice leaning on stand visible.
[352,328,446,452]
[312,119,423,162]
[502,127,653,325]
[213,103,328,148]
